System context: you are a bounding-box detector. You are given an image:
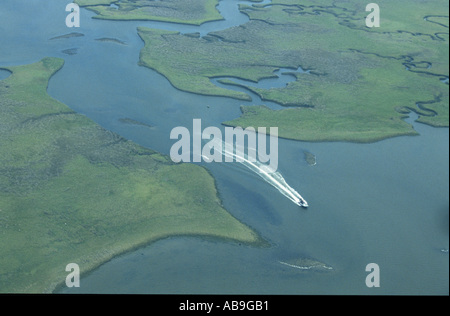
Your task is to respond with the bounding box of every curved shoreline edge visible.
[51,231,269,294]
[0,68,12,80]
[0,58,265,293]
[135,0,448,143]
[75,0,225,26]
[221,106,421,144]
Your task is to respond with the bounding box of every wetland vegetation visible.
[138,0,448,142]
[0,58,261,293]
[74,0,224,25]
[1,0,448,294]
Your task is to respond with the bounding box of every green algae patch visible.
[0,58,262,293]
[138,0,448,143]
[75,0,224,25]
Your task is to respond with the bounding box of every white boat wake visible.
[203,138,308,208]
[278,260,333,270]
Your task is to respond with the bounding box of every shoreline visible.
[2,0,447,295]
[136,62,252,102]
[76,0,225,26]
[134,1,448,143]
[221,106,423,144]
[222,121,421,144]
[51,230,268,294]
[0,68,12,80]
[0,58,265,293]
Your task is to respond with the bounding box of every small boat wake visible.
[279,259,333,271]
[204,138,309,208]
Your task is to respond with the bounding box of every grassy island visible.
[74,0,224,25]
[137,0,448,142]
[0,58,261,293]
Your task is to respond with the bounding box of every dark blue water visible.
[1,0,448,295]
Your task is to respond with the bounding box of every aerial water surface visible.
[0,0,447,294]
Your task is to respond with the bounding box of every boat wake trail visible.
[204,138,309,208]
